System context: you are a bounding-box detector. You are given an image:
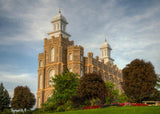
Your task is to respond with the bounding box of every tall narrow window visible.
[57,23,59,30]
[39,75,42,89]
[51,48,54,62]
[54,24,56,31]
[104,50,106,56]
[62,24,64,31]
[69,69,72,72]
[80,68,83,77]
[40,60,43,67]
[38,98,41,108]
[102,51,103,57]
[49,70,55,85]
[69,53,72,60]
[80,55,83,61]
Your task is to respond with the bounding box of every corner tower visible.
[48,10,71,38]
[100,39,114,63]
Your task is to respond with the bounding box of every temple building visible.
[37,11,123,108]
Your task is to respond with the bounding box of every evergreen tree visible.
[11,86,35,112]
[0,83,10,112]
[122,59,157,102]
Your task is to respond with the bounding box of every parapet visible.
[44,37,48,44]
[67,45,84,50]
[88,52,93,57]
[39,53,44,59]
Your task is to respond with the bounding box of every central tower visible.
[100,39,114,63]
[48,10,71,38]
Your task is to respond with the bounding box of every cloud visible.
[0,0,160,104]
[0,70,37,98]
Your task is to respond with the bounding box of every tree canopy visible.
[43,68,79,111]
[0,83,10,112]
[11,86,35,112]
[122,59,157,102]
[77,73,107,103]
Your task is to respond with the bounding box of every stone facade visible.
[36,12,123,108]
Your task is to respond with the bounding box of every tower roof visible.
[51,11,68,23]
[100,40,111,49]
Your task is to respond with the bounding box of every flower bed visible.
[120,102,147,106]
[82,105,101,110]
[132,103,147,106]
[82,102,148,110]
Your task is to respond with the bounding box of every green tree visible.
[105,81,128,104]
[105,81,118,104]
[11,86,35,112]
[0,83,10,112]
[122,59,157,103]
[77,73,107,104]
[43,68,79,111]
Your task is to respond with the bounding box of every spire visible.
[58,8,61,14]
[105,36,107,42]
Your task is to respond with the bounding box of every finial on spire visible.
[105,36,107,42]
[58,8,61,14]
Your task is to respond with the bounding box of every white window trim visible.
[69,53,72,60]
[51,48,55,62]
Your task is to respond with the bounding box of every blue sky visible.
[0,0,160,101]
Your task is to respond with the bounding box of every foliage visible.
[105,81,129,104]
[43,68,79,111]
[142,89,160,101]
[51,68,79,103]
[122,59,157,102]
[77,73,107,104]
[0,109,12,114]
[0,83,10,112]
[118,93,129,103]
[90,98,101,106]
[11,86,36,112]
[70,95,86,108]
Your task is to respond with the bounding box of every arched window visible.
[39,60,43,67]
[104,50,106,56]
[54,24,56,31]
[102,50,103,57]
[49,70,55,85]
[51,48,54,62]
[57,23,59,30]
[39,74,42,89]
[61,24,64,31]
[80,55,83,61]
[69,69,72,72]
[69,53,72,60]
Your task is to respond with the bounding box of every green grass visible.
[39,106,160,114]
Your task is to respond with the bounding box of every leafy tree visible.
[77,73,107,104]
[43,68,79,111]
[143,89,160,101]
[0,83,10,112]
[122,59,157,102]
[11,86,35,112]
[105,81,129,104]
[105,81,118,104]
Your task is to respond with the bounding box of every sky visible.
[0,0,160,104]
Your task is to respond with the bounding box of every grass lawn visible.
[40,106,160,114]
